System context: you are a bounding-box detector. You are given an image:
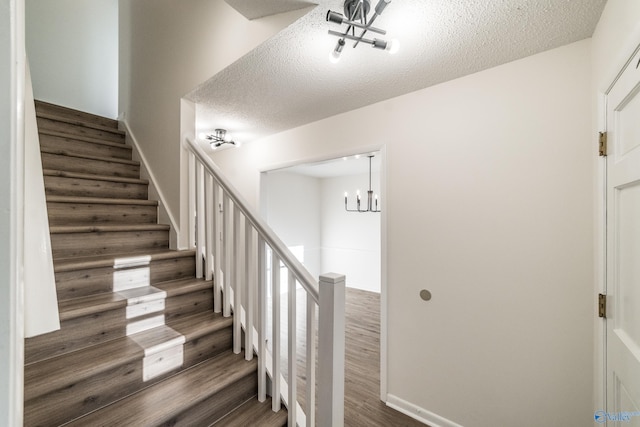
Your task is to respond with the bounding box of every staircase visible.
[24,101,287,426]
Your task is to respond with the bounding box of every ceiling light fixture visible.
[204,129,237,149]
[344,155,380,213]
[327,0,397,62]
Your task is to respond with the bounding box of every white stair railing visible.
[185,137,345,427]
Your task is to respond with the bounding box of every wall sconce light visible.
[344,155,380,213]
[327,0,398,62]
[204,129,237,149]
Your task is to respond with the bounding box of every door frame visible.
[258,143,390,402]
[597,39,640,417]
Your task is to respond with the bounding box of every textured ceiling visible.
[188,0,606,144]
[225,0,316,20]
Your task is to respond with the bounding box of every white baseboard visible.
[386,394,464,427]
[119,119,181,249]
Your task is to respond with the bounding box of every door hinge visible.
[599,132,608,157]
[598,293,607,318]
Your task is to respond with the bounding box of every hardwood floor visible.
[272,287,427,426]
[342,288,427,427]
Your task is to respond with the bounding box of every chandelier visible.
[204,129,237,149]
[344,155,380,213]
[326,0,397,62]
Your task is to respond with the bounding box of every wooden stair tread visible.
[25,336,144,399]
[25,311,232,401]
[27,101,256,426]
[65,351,257,426]
[54,249,196,272]
[35,100,119,129]
[50,223,170,234]
[154,277,213,298]
[168,311,233,341]
[47,195,158,206]
[214,398,287,426]
[37,111,126,136]
[43,168,148,185]
[39,128,130,148]
[41,147,140,166]
[58,292,127,322]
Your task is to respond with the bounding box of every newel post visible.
[317,273,345,427]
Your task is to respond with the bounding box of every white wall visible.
[24,62,59,338]
[264,169,382,291]
[320,172,381,292]
[26,0,118,118]
[590,0,640,414]
[211,40,594,427]
[119,0,308,246]
[264,171,321,278]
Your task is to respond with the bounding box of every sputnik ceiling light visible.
[344,155,380,213]
[326,0,398,63]
[204,129,237,149]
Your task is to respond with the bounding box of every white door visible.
[604,45,640,426]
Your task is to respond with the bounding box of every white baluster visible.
[212,181,221,313]
[272,251,281,412]
[204,173,213,282]
[257,236,267,402]
[233,204,242,354]
[187,152,196,249]
[317,273,345,427]
[288,269,297,425]
[306,296,316,427]
[223,193,231,317]
[195,162,205,279]
[245,217,254,361]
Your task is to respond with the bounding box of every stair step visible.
[25,299,127,366]
[155,276,214,298]
[39,129,132,160]
[25,335,143,400]
[155,277,214,323]
[53,248,195,273]
[50,224,170,259]
[214,398,287,426]
[44,169,148,199]
[58,292,127,322]
[35,100,119,129]
[37,113,125,143]
[25,314,234,427]
[47,195,158,226]
[41,149,140,179]
[64,350,257,427]
[25,278,213,364]
[168,311,233,368]
[52,249,196,301]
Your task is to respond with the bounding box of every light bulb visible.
[387,38,400,55]
[330,49,341,63]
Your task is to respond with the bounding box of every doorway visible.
[261,152,382,292]
[260,149,390,403]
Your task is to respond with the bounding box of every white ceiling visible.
[187,0,606,144]
[275,151,381,178]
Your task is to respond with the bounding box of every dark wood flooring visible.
[271,287,427,426]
